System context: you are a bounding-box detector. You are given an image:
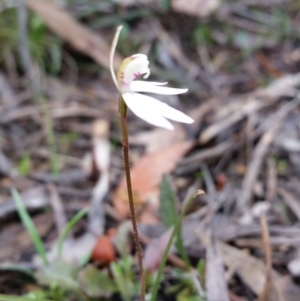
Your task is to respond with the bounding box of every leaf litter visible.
[1,1,300,300]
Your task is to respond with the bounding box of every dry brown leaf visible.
[113,141,193,217]
[206,236,230,301]
[27,0,122,69]
[220,242,300,301]
[172,0,220,18]
[88,119,111,236]
[255,73,300,99]
[0,187,50,219]
[129,124,187,153]
[199,100,264,144]
[0,213,53,262]
[129,100,213,154]
[229,292,248,301]
[143,227,173,272]
[138,210,160,225]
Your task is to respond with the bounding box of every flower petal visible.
[109,26,123,91]
[122,92,194,129]
[130,81,188,95]
[123,93,174,130]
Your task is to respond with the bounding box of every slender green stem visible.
[40,96,59,177]
[150,190,204,301]
[118,97,146,301]
[57,208,88,257]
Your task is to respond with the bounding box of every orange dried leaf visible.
[113,141,193,217]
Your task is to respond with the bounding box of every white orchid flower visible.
[110,26,194,130]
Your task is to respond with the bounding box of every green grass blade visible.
[150,190,204,301]
[159,175,191,268]
[39,96,59,177]
[159,175,177,228]
[11,189,48,265]
[111,261,131,301]
[57,208,88,257]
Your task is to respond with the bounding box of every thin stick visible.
[258,213,272,301]
[258,214,285,301]
[118,98,146,301]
